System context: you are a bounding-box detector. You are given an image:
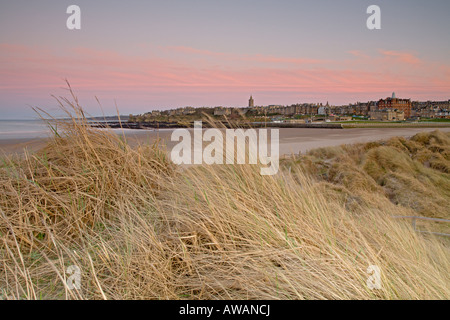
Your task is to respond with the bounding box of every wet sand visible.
[1,127,449,157]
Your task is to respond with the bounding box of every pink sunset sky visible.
[0,0,449,119]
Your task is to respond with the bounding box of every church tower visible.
[248,95,254,107]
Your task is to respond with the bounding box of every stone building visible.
[369,109,405,121]
[248,95,254,107]
[214,107,232,116]
[378,92,412,118]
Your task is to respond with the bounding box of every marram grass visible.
[0,98,449,300]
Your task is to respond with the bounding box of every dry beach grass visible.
[0,95,449,300]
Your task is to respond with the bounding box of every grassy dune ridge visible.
[293,130,450,220]
[0,99,449,299]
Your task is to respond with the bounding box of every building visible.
[318,102,331,115]
[182,107,196,115]
[235,108,249,116]
[369,109,405,121]
[378,92,412,118]
[412,100,450,119]
[248,95,254,107]
[214,107,231,116]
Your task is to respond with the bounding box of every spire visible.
[248,95,254,107]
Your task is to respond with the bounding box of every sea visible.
[0,119,162,141]
[0,120,52,140]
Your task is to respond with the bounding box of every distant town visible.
[108,93,450,129]
[128,93,450,123]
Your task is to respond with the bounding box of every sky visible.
[0,0,449,119]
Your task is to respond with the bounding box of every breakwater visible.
[90,121,344,130]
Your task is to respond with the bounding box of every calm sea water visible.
[0,120,53,140]
[0,120,162,140]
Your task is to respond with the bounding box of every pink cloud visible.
[347,50,370,59]
[164,45,324,65]
[164,46,228,57]
[0,43,448,111]
[379,50,421,64]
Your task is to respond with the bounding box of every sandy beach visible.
[0,137,50,156]
[277,127,450,155]
[2,127,450,157]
